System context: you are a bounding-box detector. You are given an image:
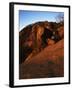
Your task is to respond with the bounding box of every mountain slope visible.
[19,39,64,79]
[19,21,63,64]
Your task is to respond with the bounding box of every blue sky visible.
[19,10,64,30]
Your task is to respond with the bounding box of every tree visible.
[56,13,64,24]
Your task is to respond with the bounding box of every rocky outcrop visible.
[19,39,64,79]
[19,21,64,64]
[57,26,64,39]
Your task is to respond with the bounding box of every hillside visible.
[19,39,64,79]
[19,21,63,64]
[19,21,64,79]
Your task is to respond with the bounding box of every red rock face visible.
[47,39,55,46]
[19,21,64,79]
[19,39,64,79]
[32,24,44,52]
[57,26,64,39]
[19,22,64,73]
